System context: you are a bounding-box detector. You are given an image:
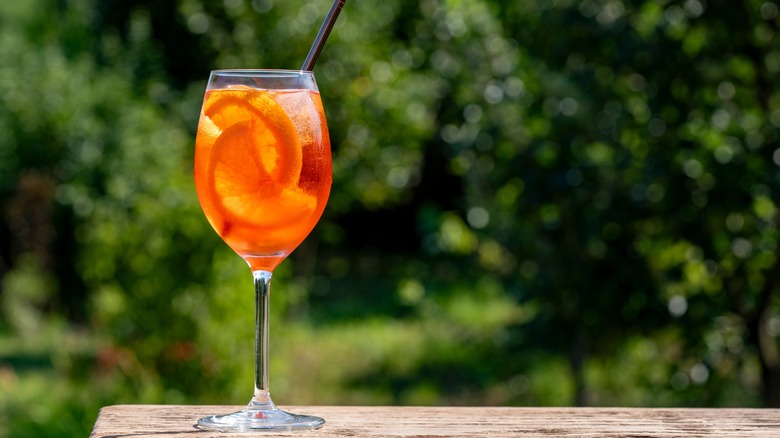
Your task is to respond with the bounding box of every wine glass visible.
[193,70,331,431]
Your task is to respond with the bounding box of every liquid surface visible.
[194,86,332,271]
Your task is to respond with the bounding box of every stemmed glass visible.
[193,70,331,431]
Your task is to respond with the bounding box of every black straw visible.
[301,0,347,71]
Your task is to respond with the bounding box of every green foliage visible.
[1,0,779,436]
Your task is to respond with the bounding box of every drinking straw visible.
[301,0,347,71]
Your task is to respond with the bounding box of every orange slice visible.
[204,90,302,185]
[203,90,314,228]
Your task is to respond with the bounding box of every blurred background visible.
[0,0,779,435]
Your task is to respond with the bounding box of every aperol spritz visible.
[194,70,330,431]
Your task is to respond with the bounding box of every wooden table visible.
[90,405,780,437]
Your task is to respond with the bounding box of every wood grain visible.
[90,405,780,437]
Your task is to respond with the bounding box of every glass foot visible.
[197,406,325,432]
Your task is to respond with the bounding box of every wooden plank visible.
[90,405,780,437]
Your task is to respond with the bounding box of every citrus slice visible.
[204,90,303,185]
[206,107,315,228]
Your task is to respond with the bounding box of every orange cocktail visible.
[193,71,330,431]
[193,0,346,428]
[194,85,331,271]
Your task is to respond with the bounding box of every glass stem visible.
[251,270,275,409]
